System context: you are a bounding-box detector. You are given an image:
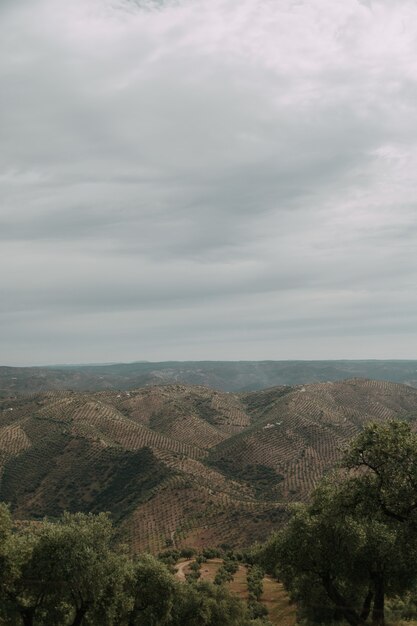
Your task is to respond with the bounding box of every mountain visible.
[2,360,417,395]
[1,379,417,553]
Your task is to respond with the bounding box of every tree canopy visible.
[0,507,269,626]
[260,419,417,626]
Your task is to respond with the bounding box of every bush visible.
[158,549,181,565]
[248,600,269,620]
[247,565,264,602]
[202,547,222,559]
[180,548,196,559]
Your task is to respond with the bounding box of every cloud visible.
[2,0,417,364]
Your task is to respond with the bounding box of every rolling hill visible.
[1,379,417,553]
[2,360,417,395]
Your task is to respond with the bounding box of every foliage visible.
[179,548,196,559]
[247,565,264,602]
[170,580,255,626]
[344,419,417,523]
[185,560,201,582]
[1,512,133,626]
[247,599,268,620]
[260,420,417,626]
[158,549,181,565]
[207,456,283,500]
[0,509,266,626]
[201,547,221,559]
[128,554,175,625]
[214,558,238,585]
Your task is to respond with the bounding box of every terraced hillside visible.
[1,379,417,552]
[210,379,417,502]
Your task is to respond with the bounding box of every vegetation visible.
[3,382,417,625]
[213,558,239,585]
[1,379,417,553]
[260,420,417,626]
[2,445,171,523]
[207,456,283,500]
[0,508,269,626]
[247,565,265,602]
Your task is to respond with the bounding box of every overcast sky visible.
[2,0,417,365]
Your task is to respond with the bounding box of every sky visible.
[2,0,417,365]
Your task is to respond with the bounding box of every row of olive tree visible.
[259,420,417,626]
[0,509,268,626]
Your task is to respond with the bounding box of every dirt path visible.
[175,559,193,581]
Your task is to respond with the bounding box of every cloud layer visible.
[2,0,417,364]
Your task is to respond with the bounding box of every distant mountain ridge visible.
[2,360,417,395]
[1,378,417,553]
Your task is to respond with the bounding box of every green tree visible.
[0,525,45,626]
[2,512,132,626]
[0,504,13,613]
[260,420,417,626]
[170,580,252,626]
[128,554,175,626]
[247,565,264,601]
[344,419,417,523]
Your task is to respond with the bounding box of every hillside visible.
[2,360,417,395]
[175,558,296,626]
[1,379,417,552]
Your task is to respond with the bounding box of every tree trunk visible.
[128,611,136,626]
[21,608,34,626]
[322,575,362,626]
[360,587,373,623]
[372,575,385,626]
[128,600,141,626]
[71,606,88,626]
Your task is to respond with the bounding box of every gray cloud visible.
[2,0,417,364]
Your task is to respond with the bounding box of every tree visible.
[169,580,255,626]
[0,503,13,610]
[37,512,132,626]
[344,419,417,523]
[128,554,176,626]
[1,512,132,626]
[260,420,417,626]
[0,523,45,626]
